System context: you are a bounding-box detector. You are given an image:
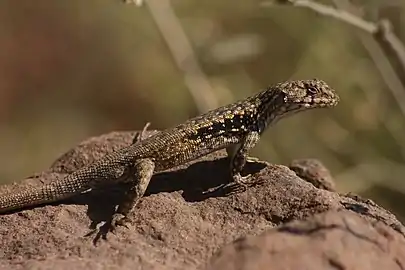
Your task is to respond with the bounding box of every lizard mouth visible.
[288,94,339,108]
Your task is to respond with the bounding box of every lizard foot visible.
[84,214,132,244]
[246,156,270,165]
[110,213,131,232]
[228,174,264,194]
[132,122,151,144]
[221,182,248,194]
[234,174,256,186]
[227,175,250,193]
[246,156,260,163]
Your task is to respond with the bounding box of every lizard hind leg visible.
[110,123,155,230]
[110,158,155,230]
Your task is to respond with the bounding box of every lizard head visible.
[279,78,339,109]
[255,78,339,132]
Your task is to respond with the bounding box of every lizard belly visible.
[153,135,240,171]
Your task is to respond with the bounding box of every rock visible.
[206,210,405,270]
[289,158,336,191]
[0,131,404,270]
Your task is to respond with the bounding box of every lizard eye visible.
[307,87,318,94]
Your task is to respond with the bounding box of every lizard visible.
[0,79,339,228]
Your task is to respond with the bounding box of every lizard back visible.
[120,97,260,171]
[120,78,339,171]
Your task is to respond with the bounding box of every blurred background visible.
[0,0,405,221]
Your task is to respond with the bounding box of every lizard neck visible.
[254,88,304,134]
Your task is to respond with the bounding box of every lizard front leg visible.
[227,131,260,188]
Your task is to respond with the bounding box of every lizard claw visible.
[110,213,131,232]
[223,182,247,194]
[246,156,270,166]
[132,122,151,144]
[246,156,260,163]
[234,174,254,186]
[231,173,264,193]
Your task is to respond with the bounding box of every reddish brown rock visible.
[206,210,405,270]
[289,158,336,191]
[0,131,404,270]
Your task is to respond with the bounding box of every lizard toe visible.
[110,213,131,231]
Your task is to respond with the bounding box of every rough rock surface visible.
[289,158,336,191]
[0,131,404,270]
[207,210,405,270]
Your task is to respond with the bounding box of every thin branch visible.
[262,0,405,89]
[123,0,219,111]
[330,0,405,159]
[144,0,220,112]
[262,0,405,118]
[263,0,405,158]
[376,19,405,76]
[123,0,144,7]
[262,0,376,32]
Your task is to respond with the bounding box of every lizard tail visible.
[0,175,88,214]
